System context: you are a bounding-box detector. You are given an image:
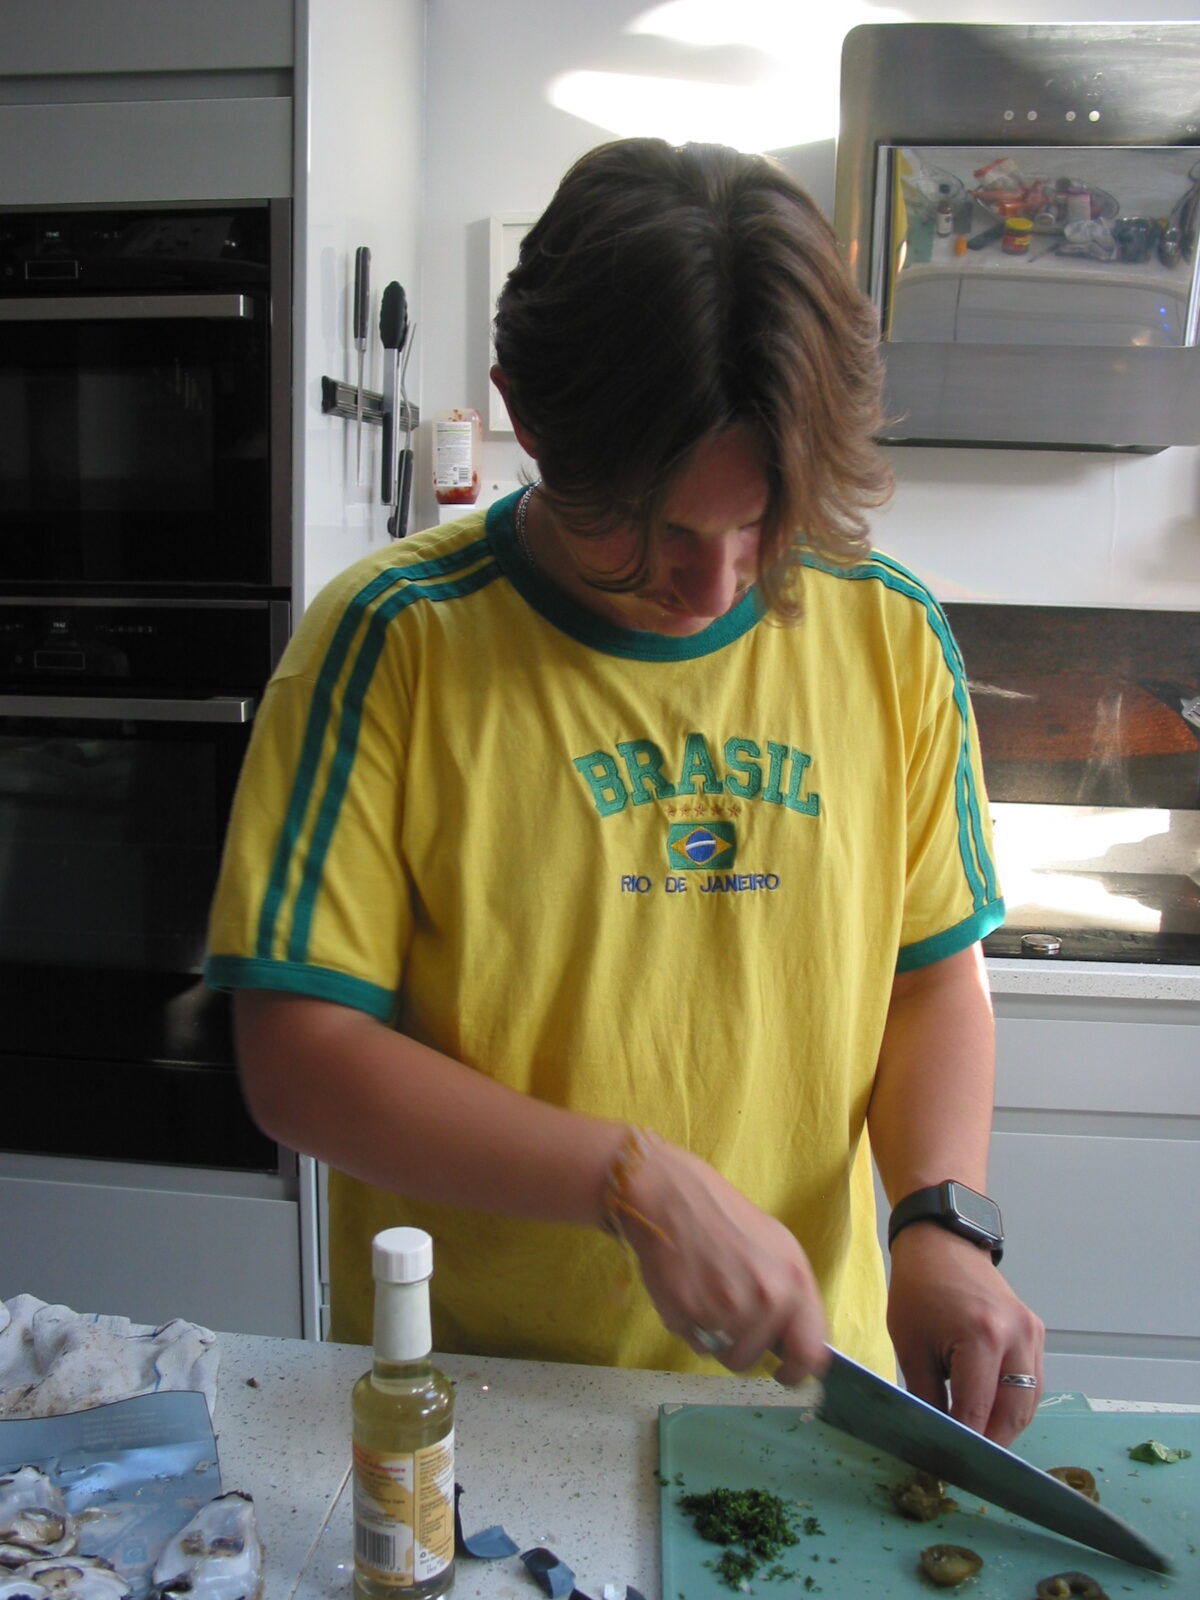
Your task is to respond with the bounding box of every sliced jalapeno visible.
[918,1544,982,1587]
[1035,1573,1110,1600]
[1047,1466,1099,1502]
[892,1471,958,1521]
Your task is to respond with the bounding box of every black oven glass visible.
[0,715,240,973]
[0,601,285,1172]
[0,205,280,589]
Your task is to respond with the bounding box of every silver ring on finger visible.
[690,1324,734,1356]
[998,1372,1038,1389]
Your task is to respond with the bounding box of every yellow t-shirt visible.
[206,493,1003,1375]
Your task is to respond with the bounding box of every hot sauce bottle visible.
[433,408,481,505]
[352,1228,455,1600]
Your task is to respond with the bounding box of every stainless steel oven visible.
[0,200,291,592]
[0,197,295,1166]
[0,598,290,1171]
[0,200,308,1334]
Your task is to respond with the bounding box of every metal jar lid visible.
[1021,932,1063,957]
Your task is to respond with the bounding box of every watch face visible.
[946,1181,1002,1240]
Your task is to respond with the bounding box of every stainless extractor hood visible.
[834,23,1200,452]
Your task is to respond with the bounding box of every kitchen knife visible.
[379,280,412,537]
[353,245,371,481]
[816,1348,1171,1573]
[395,446,414,539]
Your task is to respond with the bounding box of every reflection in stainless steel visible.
[0,295,254,322]
[0,694,256,724]
[988,808,1200,963]
[876,146,1200,352]
[835,23,1200,450]
[946,601,1200,963]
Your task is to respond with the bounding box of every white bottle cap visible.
[372,1226,433,1284]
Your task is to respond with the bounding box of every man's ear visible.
[490,365,540,460]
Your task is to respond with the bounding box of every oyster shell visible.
[23,1559,128,1600]
[0,1471,75,1561]
[151,1494,262,1600]
[0,1574,50,1600]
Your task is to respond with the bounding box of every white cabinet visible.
[0,1153,312,1337]
[990,994,1200,1403]
[0,0,294,204]
[0,100,292,206]
[0,0,294,75]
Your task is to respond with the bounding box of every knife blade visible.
[816,1349,1171,1573]
[353,245,371,482]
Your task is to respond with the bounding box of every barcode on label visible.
[355,1525,397,1570]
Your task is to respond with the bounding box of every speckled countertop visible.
[210,1333,1197,1600]
[987,958,1200,1004]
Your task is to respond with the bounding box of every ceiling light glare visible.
[549,0,910,151]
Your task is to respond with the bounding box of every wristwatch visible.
[888,1181,1004,1266]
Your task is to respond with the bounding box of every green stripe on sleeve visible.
[256,545,498,966]
[896,900,1007,974]
[204,954,394,1020]
[284,564,500,962]
[801,551,998,913]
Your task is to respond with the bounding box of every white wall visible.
[296,0,426,603]
[414,0,1200,610]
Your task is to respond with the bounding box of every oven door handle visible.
[0,693,256,723]
[0,294,254,322]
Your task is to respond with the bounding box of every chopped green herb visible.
[1128,1439,1192,1464]
[679,1487,801,1591]
[709,1548,757,1587]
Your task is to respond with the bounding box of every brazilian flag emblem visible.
[667,820,737,872]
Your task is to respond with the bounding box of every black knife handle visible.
[380,280,408,352]
[394,449,413,538]
[353,246,371,345]
[380,407,395,507]
[967,221,1006,251]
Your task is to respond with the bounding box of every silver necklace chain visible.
[514,481,540,569]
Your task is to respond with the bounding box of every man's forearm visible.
[233,990,625,1225]
[867,943,996,1206]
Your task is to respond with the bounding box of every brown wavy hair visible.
[492,138,893,619]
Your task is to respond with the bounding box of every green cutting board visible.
[659,1398,1199,1598]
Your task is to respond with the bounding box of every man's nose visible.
[670,534,750,615]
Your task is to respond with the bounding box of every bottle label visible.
[353,1432,455,1586]
[434,422,475,489]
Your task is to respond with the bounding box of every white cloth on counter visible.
[0,1294,219,1418]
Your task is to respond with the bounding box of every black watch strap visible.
[888,1180,1004,1266]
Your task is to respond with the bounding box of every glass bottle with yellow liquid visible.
[353,1228,455,1600]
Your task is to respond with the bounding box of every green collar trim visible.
[486,489,764,661]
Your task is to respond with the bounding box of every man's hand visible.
[621,1134,830,1386]
[886,1223,1045,1446]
